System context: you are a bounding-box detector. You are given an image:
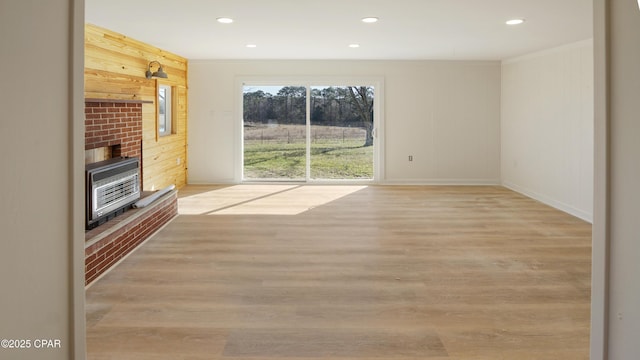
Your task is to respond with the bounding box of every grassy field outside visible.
[244,123,373,180]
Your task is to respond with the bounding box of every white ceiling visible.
[85,0,592,61]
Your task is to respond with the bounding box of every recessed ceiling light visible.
[217,17,234,24]
[361,17,379,23]
[246,44,257,48]
[349,44,360,48]
[506,19,525,25]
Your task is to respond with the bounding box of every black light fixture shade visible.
[145,61,168,79]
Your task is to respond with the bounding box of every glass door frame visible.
[236,76,385,184]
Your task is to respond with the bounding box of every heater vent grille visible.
[86,157,141,230]
[95,169,140,212]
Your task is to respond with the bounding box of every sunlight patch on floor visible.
[178,185,367,215]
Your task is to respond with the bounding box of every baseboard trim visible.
[382,178,501,186]
[502,181,593,223]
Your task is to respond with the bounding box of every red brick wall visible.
[85,101,142,159]
[84,192,178,286]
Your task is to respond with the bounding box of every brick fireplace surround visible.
[85,101,142,159]
[84,100,178,286]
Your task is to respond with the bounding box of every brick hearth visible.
[84,190,177,286]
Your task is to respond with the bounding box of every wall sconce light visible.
[145,61,168,79]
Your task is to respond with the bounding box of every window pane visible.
[243,85,306,180]
[158,85,171,136]
[310,86,374,180]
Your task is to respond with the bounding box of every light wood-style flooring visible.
[86,185,592,359]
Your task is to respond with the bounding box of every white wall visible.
[501,40,594,222]
[0,0,85,358]
[597,0,640,358]
[188,60,501,184]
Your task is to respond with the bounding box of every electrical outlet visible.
[408,155,413,162]
[177,157,181,165]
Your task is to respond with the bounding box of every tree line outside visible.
[243,86,374,147]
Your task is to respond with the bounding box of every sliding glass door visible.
[242,83,376,182]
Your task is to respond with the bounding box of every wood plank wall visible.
[84,24,188,190]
